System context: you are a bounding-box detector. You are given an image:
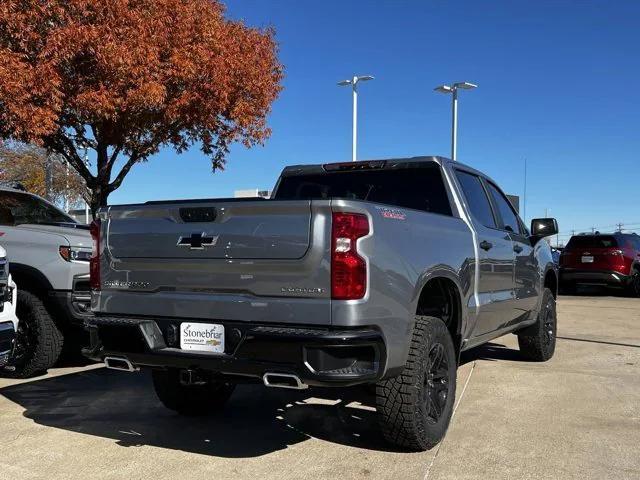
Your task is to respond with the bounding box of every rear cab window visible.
[274,163,453,216]
[566,236,618,250]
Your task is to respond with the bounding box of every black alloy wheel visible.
[423,342,451,424]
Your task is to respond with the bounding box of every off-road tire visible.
[627,269,640,298]
[2,290,64,378]
[375,316,457,451]
[517,288,557,361]
[559,282,576,296]
[152,368,235,416]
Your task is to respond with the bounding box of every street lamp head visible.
[337,79,353,86]
[434,85,453,94]
[453,82,478,90]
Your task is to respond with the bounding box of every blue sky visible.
[108,0,640,244]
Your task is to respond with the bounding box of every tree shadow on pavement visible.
[0,368,401,458]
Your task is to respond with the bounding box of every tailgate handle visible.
[179,207,217,223]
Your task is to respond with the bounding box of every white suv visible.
[0,245,18,367]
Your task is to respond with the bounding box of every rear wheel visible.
[2,290,63,378]
[375,316,457,451]
[152,368,235,416]
[517,288,557,362]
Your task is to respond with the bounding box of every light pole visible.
[434,81,477,161]
[338,75,374,161]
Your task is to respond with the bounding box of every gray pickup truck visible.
[86,156,559,451]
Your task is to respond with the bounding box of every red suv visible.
[559,233,640,296]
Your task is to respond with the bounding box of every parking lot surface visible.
[1,295,638,480]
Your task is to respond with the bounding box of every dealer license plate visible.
[180,322,225,353]
[581,256,594,263]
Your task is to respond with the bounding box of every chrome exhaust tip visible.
[104,356,138,372]
[263,372,308,390]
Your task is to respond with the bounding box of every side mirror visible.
[531,218,558,237]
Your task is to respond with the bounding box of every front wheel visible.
[152,369,235,416]
[2,290,63,378]
[375,316,457,451]
[517,288,557,361]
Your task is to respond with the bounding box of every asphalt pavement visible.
[1,294,638,480]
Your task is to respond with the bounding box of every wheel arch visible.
[543,266,558,298]
[414,272,465,358]
[9,263,53,295]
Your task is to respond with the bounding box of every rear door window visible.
[455,171,497,228]
[275,164,452,216]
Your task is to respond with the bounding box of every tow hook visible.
[179,369,208,386]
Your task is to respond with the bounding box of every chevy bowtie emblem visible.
[177,232,218,250]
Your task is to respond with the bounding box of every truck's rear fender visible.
[329,200,475,376]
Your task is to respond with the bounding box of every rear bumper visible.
[560,268,631,287]
[84,316,386,387]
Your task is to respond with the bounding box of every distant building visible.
[68,207,91,224]
[234,189,271,199]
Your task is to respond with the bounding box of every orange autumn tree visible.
[0,0,283,214]
[0,143,88,205]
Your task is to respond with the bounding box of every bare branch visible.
[43,134,95,184]
[108,154,139,193]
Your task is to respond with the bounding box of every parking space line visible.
[423,360,477,480]
[557,336,640,348]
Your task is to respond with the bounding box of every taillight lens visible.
[90,219,101,291]
[331,212,369,300]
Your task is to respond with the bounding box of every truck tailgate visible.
[96,199,332,324]
[107,200,311,260]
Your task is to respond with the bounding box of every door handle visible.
[480,240,493,251]
[513,245,523,254]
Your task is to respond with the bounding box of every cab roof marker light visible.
[323,160,386,172]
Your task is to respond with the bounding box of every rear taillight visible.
[90,219,101,291]
[331,212,369,300]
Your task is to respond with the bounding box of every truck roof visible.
[280,155,448,176]
[280,155,495,185]
[106,156,498,210]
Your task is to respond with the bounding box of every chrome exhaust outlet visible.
[104,356,138,372]
[263,373,308,390]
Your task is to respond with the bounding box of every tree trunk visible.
[89,186,109,219]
